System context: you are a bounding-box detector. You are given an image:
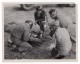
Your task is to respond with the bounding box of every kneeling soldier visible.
[50,20,72,59]
[8,20,41,52]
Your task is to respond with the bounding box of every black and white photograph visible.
[3,3,77,60]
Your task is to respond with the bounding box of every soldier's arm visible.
[29,37,42,43]
[34,12,37,21]
[10,25,24,46]
[23,26,30,42]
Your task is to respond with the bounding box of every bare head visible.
[50,21,60,31]
[25,20,33,29]
[36,6,43,11]
[49,9,57,19]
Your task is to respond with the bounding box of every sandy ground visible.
[4,4,76,59]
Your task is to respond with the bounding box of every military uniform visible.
[10,23,33,51]
[54,27,72,56]
[34,9,46,32]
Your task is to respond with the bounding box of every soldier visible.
[50,21,72,59]
[49,9,72,29]
[7,20,41,52]
[34,6,47,32]
[49,9,76,43]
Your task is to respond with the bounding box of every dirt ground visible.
[4,4,76,59]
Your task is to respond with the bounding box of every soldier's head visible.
[36,6,43,11]
[25,20,33,29]
[50,21,60,31]
[49,9,57,19]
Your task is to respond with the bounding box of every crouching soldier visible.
[50,21,72,59]
[9,20,33,52]
[8,20,41,52]
[49,8,76,43]
[34,6,47,32]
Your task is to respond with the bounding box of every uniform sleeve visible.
[41,10,46,21]
[44,10,47,17]
[11,24,24,45]
[11,24,24,39]
[29,37,41,43]
[34,12,37,21]
[23,25,30,41]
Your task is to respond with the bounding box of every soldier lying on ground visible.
[4,20,42,52]
[28,22,42,47]
[39,21,56,51]
[50,20,72,59]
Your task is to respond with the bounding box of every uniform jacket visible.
[11,23,30,43]
[55,27,72,55]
